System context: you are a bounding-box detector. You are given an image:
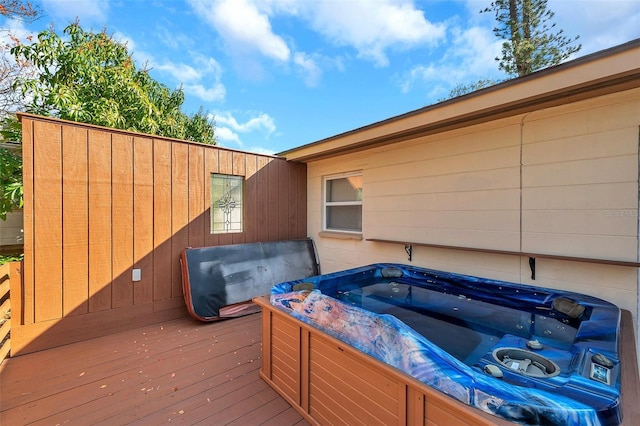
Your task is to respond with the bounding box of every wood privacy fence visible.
[12,114,307,355]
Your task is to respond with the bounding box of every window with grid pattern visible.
[323,172,362,233]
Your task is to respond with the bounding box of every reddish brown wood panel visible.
[268,160,280,242]
[217,150,234,246]
[203,147,219,248]
[277,160,291,241]
[244,154,258,243]
[33,121,63,322]
[188,144,205,249]
[296,162,307,238]
[0,262,11,364]
[14,115,308,354]
[20,119,34,325]
[111,133,134,309]
[233,150,246,175]
[232,152,246,245]
[407,387,425,426]
[7,262,23,331]
[88,129,113,313]
[62,125,89,316]
[309,335,402,425]
[153,138,172,302]
[219,148,233,174]
[133,136,154,305]
[424,400,480,426]
[256,157,271,243]
[620,310,640,423]
[171,142,189,299]
[271,314,301,404]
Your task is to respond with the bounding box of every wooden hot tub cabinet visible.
[253,296,511,426]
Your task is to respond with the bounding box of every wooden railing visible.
[0,261,13,364]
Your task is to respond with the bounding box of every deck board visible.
[0,313,308,426]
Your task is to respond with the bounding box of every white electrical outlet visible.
[132,269,141,282]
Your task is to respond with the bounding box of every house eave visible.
[278,39,640,163]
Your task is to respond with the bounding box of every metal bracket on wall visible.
[405,244,413,262]
[529,257,536,280]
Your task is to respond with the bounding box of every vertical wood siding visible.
[111,133,134,309]
[88,129,113,313]
[62,126,89,317]
[12,115,307,355]
[33,121,63,322]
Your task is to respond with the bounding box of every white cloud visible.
[41,0,110,24]
[244,145,276,155]
[193,54,224,76]
[188,0,290,62]
[398,24,502,99]
[399,64,437,94]
[297,0,446,67]
[156,62,201,82]
[187,0,447,85]
[214,126,242,145]
[184,83,225,102]
[293,52,322,87]
[155,25,195,51]
[216,111,276,135]
[214,124,277,154]
[166,55,226,102]
[120,39,227,103]
[548,0,640,55]
[447,25,502,75]
[212,110,278,151]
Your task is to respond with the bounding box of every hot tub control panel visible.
[586,351,617,385]
[590,362,611,384]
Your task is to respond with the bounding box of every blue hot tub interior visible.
[270,263,622,426]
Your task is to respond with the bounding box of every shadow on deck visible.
[0,313,308,425]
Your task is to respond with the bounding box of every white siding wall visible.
[307,88,640,331]
[522,88,639,261]
[365,119,521,251]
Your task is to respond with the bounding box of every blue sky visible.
[3,0,640,154]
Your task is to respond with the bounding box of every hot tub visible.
[269,263,622,425]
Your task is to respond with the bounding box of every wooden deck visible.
[0,313,309,425]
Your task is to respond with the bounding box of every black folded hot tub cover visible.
[180,239,319,321]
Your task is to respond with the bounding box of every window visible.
[210,174,244,234]
[323,172,363,233]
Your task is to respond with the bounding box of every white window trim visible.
[322,171,363,234]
